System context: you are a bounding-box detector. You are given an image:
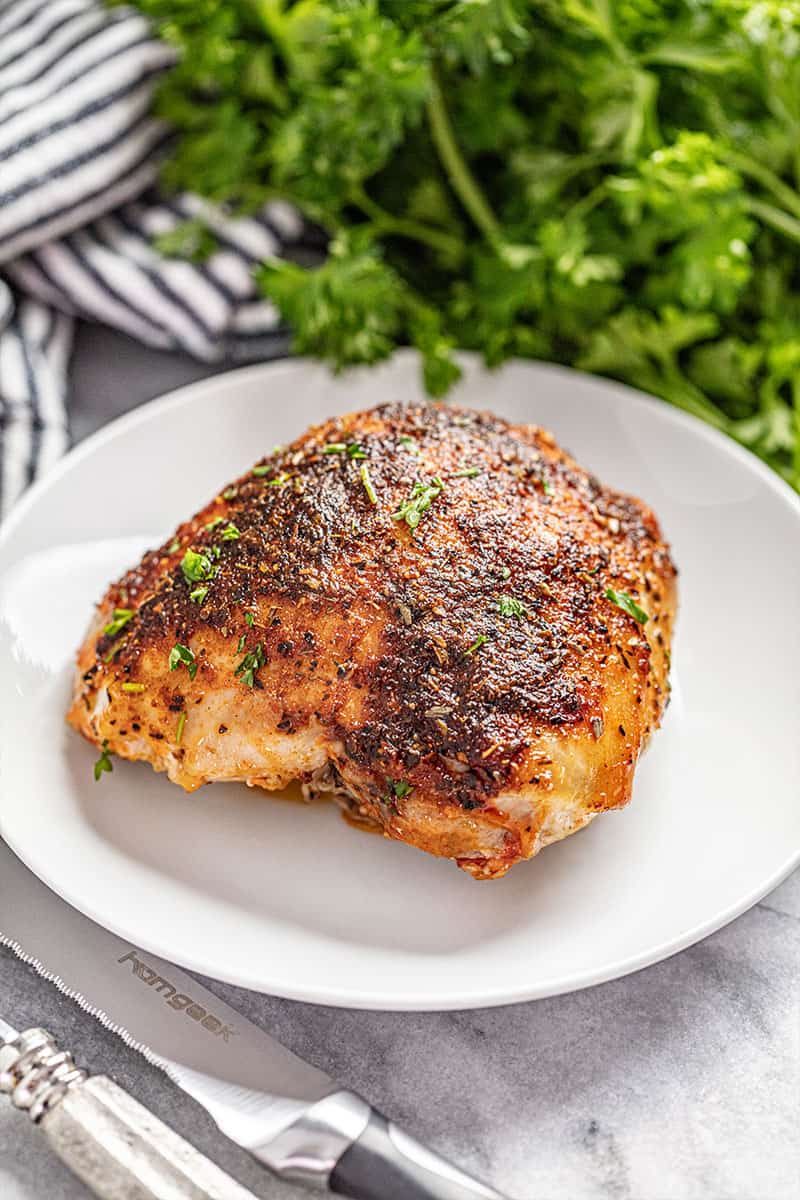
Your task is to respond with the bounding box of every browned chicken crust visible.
[68,401,677,879]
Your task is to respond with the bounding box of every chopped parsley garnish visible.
[605,587,649,625]
[464,634,489,656]
[454,467,480,478]
[384,778,413,806]
[220,522,240,541]
[120,681,145,693]
[93,740,113,781]
[360,462,378,505]
[169,643,197,680]
[103,608,134,638]
[245,611,255,627]
[222,486,238,500]
[237,634,246,653]
[189,585,209,605]
[205,516,225,531]
[234,641,265,687]
[542,479,554,496]
[176,711,187,744]
[501,566,511,580]
[392,476,444,529]
[462,638,489,657]
[167,538,181,553]
[252,464,272,477]
[181,549,215,584]
[498,595,528,618]
[324,441,367,460]
[398,436,417,449]
[264,472,290,487]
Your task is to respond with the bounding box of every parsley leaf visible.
[324,441,367,460]
[103,608,134,638]
[360,462,378,505]
[153,219,217,263]
[234,642,265,688]
[169,643,197,681]
[258,234,406,370]
[129,0,800,490]
[605,587,649,625]
[385,777,413,803]
[498,595,528,618]
[181,549,215,585]
[392,476,444,529]
[465,633,489,656]
[93,740,113,782]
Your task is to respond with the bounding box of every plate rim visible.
[2,351,799,1010]
[5,827,798,1011]
[4,349,800,549]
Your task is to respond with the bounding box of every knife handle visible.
[1,1027,257,1200]
[329,1109,509,1200]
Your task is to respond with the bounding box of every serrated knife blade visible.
[0,840,508,1200]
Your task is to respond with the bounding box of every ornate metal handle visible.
[0,1026,257,1200]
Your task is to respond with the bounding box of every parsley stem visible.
[350,187,463,262]
[564,181,608,224]
[426,74,502,249]
[723,149,800,221]
[570,0,628,61]
[621,69,659,161]
[743,198,800,247]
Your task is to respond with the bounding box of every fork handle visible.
[43,1075,258,1200]
[1,1028,256,1200]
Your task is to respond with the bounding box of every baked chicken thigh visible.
[69,402,676,879]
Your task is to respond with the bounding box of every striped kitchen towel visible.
[0,0,303,519]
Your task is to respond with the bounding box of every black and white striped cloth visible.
[0,0,303,518]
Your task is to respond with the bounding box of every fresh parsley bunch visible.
[127,0,800,488]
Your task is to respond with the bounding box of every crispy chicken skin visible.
[68,402,676,879]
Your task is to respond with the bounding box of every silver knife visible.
[0,841,508,1200]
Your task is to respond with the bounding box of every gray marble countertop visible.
[2,325,799,1200]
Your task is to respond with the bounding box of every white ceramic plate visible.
[1,353,799,1010]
